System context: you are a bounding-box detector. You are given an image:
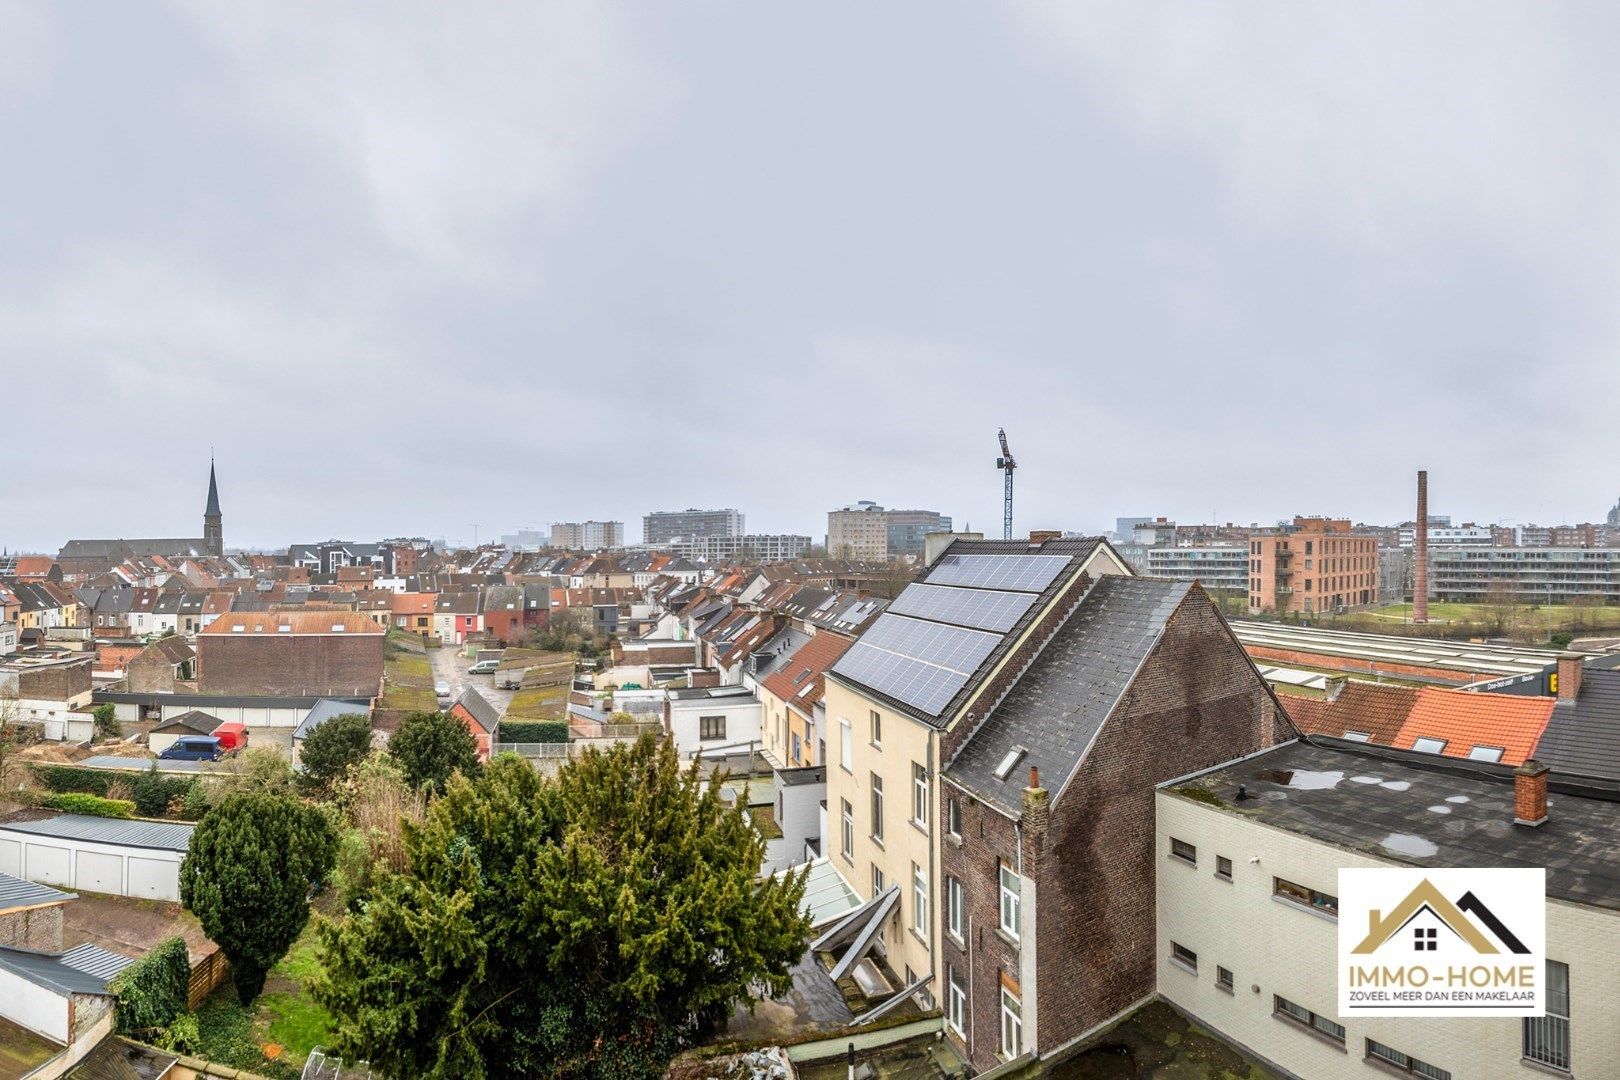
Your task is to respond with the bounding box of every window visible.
[870,773,885,842]
[1413,926,1437,951]
[1343,730,1372,743]
[699,715,726,741]
[1274,877,1338,917]
[1523,960,1570,1071]
[870,709,882,747]
[1367,1039,1452,1079]
[872,865,884,895]
[1274,995,1344,1045]
[946,876,965,941]
[840,800,854,860]
[1412,737,1447,755]
[947,796,962,838]
[912,762,928,827]
[912,864,928,936]
[993,746,1025,781]
[1000,989,1022,1059]
[947,969,966,1037]
[1169,837,1197,866]
[999,863,1020,939]
[1169,942,1198,974]
[839,719,853,771]
[1216,966,1234,993]
[790,732,802,762]
[1215,855,1233,881]
[1468,745,1505,763]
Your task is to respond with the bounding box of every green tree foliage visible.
[92,703,120,740]
[43,792,134,818]
[214,747,297,798]
[297,713,374,794]
[134,763,175,816]
[494,720,568,744]
[110,936,191,1038]
[388,711,479,795]
[315,736,810,1079]
[180,792,336,1004]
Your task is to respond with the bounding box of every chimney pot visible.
[1556,652,1583,703]
[1028,764,1040,790]
[1513,759,1550,827]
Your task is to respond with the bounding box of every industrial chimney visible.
[1414,470,1429,624]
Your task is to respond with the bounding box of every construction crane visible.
[994,428,1016,540]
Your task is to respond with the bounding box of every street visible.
[429,643,519,716]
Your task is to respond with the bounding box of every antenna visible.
[995,428,1016,540]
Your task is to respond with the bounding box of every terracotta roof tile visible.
[1281,681,1418,745]
[761,631,856,717]
[1392,687,1555,765]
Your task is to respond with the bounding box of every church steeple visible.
[204,458,223,556]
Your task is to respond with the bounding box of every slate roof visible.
[151,710,223,736]
[1535,667,1620,781]
[0,871,75,913]
[66,1035,179,1080]
[1176,739,1620,912]
[454,687,502,733]
[0,811,194,852]
[0,943,134,995]
[1392,687,1554,765]
[1283,681,1419,744]
[947,575,1193,814]
[294,698,371,741]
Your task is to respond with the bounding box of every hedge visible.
[33,764,204,820]
[43,792,135,818]
[110,936,192,1037]
[497,720,569,744]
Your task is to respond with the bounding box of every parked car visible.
[435,681,453,703]
[212,721,250,753]
[159,736,223,762]
[468,659,501,675]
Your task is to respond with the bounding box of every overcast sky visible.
[3,3,1618,552]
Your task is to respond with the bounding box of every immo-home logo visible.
[1338,867,1546,1017]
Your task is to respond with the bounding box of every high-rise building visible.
[642,508,745,545]
[500,529,550,551]
[550,521,624,550]
[669,534,811,562]
[826,502,951,560]
[1247,517,1379,615]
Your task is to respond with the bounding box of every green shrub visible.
[133,764,185,817]
[111,936,192,1037]
[497,720,569,744]
[34,765,114,796]
[155,1012,201,1055]
[182,779,211,820]
[92,703,121,740]
[43,792,135,818]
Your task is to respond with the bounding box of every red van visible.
[212,721,249,753]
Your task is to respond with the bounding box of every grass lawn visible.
[0,1017,58,1080]
[192,921,334,1079]
[508,685,568,719]
[382,642,438,713]
[1371,601,1620,630]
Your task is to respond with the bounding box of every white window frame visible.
[947,968,966,1037]
[870,772,884,842]
[840,799,854,861]
[912,863,928,937]
[869,709,882,748]
[912,761,928,828]
[839,718,853,771]
[999,862,1020,940]
[947,875,965,942]
[1000,988,1022,1059]
[1523,959,1571,1071]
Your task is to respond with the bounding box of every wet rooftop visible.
[1173,739,1620,911]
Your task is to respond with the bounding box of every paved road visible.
[429,644,518,717]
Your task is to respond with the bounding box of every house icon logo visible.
[1338,867,1546,1018]
[1350,877,1530,956]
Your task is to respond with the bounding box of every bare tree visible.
[1481,580,1520,637]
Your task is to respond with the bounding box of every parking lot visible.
[429,644,518,716]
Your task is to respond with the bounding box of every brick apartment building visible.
[196,611,385,698]
[1247,517,1378,615]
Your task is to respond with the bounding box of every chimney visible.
[1513,759,1549,827]
[1557,652,1583,703]
[1413,470,1429,624]
[1028,530,1061,546]
[1028,764,1040,790]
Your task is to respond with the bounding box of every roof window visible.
[1412,737,1447,755]
[993,746,1027,782]
[1467,746,1505,763]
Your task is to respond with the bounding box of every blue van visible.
[159,735,223,762]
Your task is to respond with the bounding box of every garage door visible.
[0,837,19,877]
[26,843,71,887]
[128,857,178,902]
[76,850,122,895]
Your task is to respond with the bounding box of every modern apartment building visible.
[549,521,624,550]
[1429,547,1620,604]
[669,534,812,563]
[1143,545,1249,594]
[642,508,745,545]
[1158,740,1619,1079]
[827,502,951,561]
[1247,517,1378,615]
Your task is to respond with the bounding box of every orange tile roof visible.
[199,610,385,636]
[390,592,437,614]
[1282,681,1418,745]
[1391,687,1555,765]
[761,631,856,718]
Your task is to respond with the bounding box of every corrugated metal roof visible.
[61,944,136,983]
[0,813,194,852]
[0,943,132,995]
[0,871,75,912]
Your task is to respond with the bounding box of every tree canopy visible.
[180,791,336,1003]
[388,710,480,795]
[316,736,810,1079]
[298,713,374,794]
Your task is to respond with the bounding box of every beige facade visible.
[1156,790,1616,1080]
[826,507,891,562]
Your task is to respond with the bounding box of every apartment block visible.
[550,521,624,550]
[643,508,745,544]
[1143,546,1249,594]
[1430,547,1620,604]
[669,534,811,563]
[1247,517,1378,615]
[827,502,951,561]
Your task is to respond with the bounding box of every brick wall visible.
[0,904,63,950]
[18,659,92,702]
[1031,592,1294,1056]
[197,634,384,697]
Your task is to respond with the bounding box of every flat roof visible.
[1231,620,1573,679]
[0,811,195,853]
[1171,740,1620,911]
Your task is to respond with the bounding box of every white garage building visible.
[0,813,194,903]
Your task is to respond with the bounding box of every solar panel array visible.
[834,614,1000,716]
[927,553,1068,592]
[888,583,1037,633]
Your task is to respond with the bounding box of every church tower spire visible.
[204,458,223,556]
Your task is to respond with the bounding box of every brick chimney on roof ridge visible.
[1028,530,1061,546]
[1513,759,1549,828]
[1557,652,1584,703]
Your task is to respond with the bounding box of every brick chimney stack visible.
[1513,759,1550,827]
[1413,470,1429,624]
[1557,652,1584,702]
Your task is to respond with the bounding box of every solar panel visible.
[888,583,1036,633]
[926,554,1067,592]
[859,615,1000,674]
[831,613,1001,716]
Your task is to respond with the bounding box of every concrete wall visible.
[0,962,67,1042]
[1156,791,1620,1080]
[667,698,761,759]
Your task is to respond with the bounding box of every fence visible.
[569,720,661,740]
[188,948,230,1009]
